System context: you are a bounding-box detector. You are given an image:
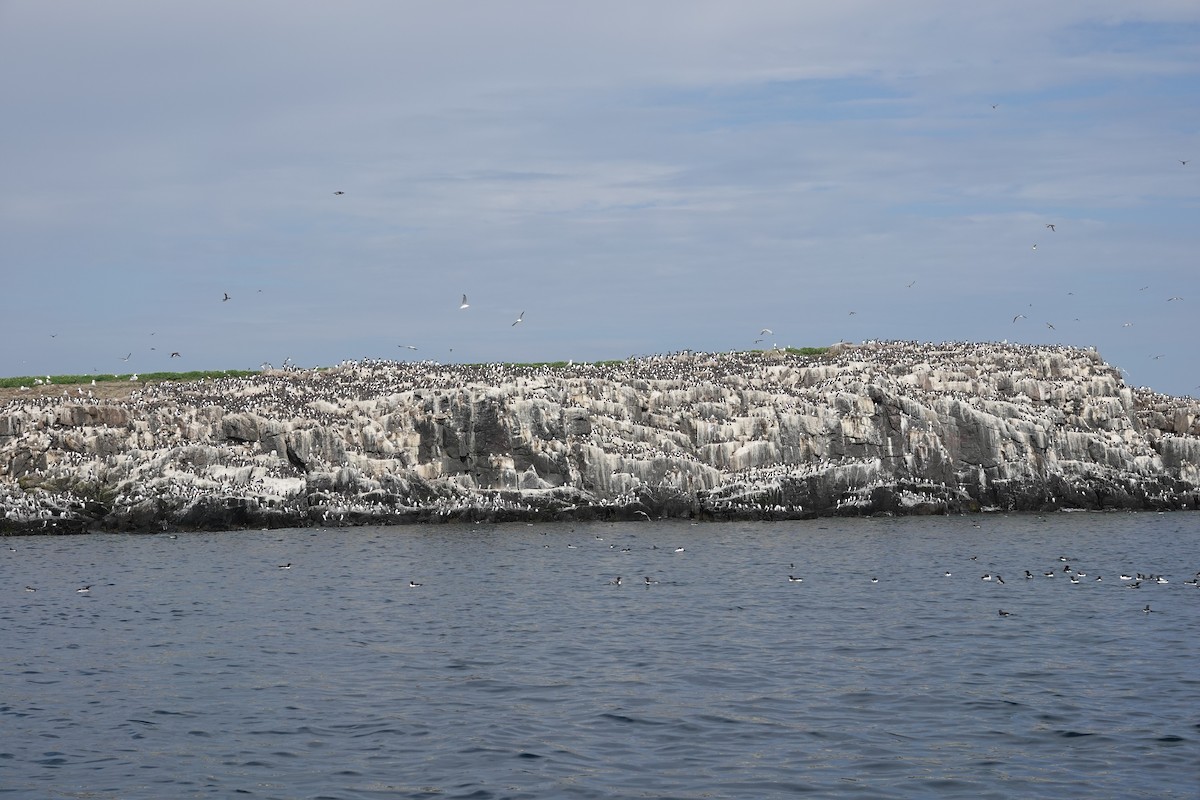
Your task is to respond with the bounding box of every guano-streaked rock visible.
[2,341,1198,533]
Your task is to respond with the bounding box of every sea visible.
[1,512,1197,799]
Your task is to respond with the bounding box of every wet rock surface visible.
[3,342,1198,533]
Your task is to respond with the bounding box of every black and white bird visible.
[459,294,470,309]
[512,311,524,326]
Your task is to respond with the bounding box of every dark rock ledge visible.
[2,342,1198,534]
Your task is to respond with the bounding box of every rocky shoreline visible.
[2,342,1198,534]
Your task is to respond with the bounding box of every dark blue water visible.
[2,513,1197,799]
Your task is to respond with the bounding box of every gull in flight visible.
[170,352,181,358]
[459,294,470,309]
[1167,296,1182,301]
[512,311,525,327]
[1046,224,1055,232]
[1032,244,1037,251]
[1045,322,1055,330]
[1181,160,1189,166]
[223,292,231,302]
[1012,314,1026,323]
[760,328,773,335]
[400,345,418,351]
[906,280,917,288]
[121,353,131,361]
[333,190,345,195]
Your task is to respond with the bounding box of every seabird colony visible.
[1,341,1198,532]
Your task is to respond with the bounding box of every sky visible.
[2,1,1197,396]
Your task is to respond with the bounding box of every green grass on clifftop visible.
[0,370,259,388]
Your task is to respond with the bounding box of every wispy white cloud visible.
[1,1,1197,391]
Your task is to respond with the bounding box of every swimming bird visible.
[25,586,35,592]
[644,576,658,585]
[278,563,291,570]
[609,576,622,585]
[1143,604,1153,613]
[870,577,879,583]
[944,571,952,577]
[459,294,469,309]
[998,609,1013,617]
[512,311,524,326]
[409,581,422,588]
[1025,571,1034,579]
[77,586,91,594]
[788,575,803,582]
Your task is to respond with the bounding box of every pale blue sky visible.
[2,2,1196,395]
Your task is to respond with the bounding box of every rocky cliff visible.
[2,342,1198,533]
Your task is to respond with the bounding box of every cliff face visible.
[2,342,1198,532]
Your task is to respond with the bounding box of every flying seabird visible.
[512,311,524,326]
[1181,160,1189,166]
[1046,322,1055,330]
[400,345,418,351]
[1012,314,1026,323]
[333,190,345,195]
[170,352,181,358]
[121,353,131,361]
[1046,224,1055,232]
[223,293,231,302]
[1032,244,1037,251]
[760,328,773,335]
[459,294,470,309]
